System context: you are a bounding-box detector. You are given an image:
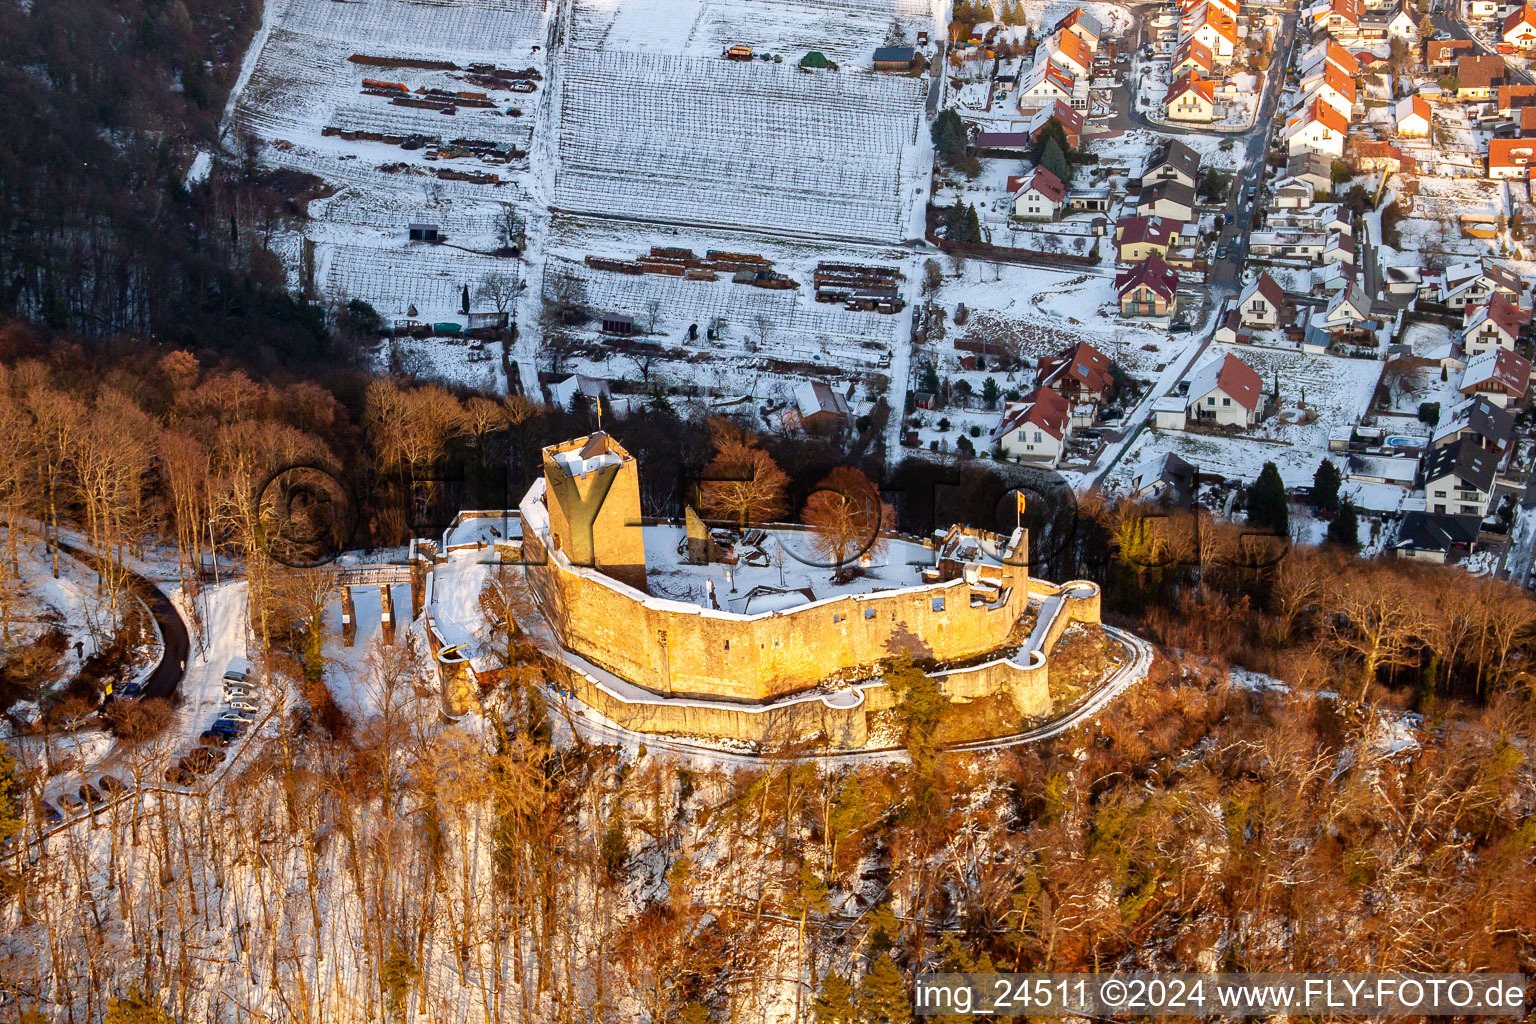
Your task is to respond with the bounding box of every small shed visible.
[873,46,919,71]
[408,223,440,242]
[601,313,635,336]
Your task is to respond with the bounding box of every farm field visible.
[552,49,928,243]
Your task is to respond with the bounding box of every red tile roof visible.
[1489,137,1536,172]
[1165,69,1215,106]
[1116,254,1180,301]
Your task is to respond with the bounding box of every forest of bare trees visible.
[0,324,1534,1021]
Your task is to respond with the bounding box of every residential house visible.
[1299,62,1359,121]
[1458,347,1532,408]
[1184,352,1265,427]
[1007,166,1067,220]
[1137,179,1198,221]
[1287,151,1335,193]
[1488,137,1536,179]
[1323,232,1356,265]
[1038,28,1094,83]
[989,388,1072,464]
[1497,82,1536,115]
[1237,272,1293,328]
[970,130,1036,155]
[1393,511,1483,562]
[1171,37,1215,75]
[1283,99,1349,157]
[1129,453,1199,506]
[1039,341,1115,408]
[1357,4,1416,41]
[1314,0,1361,38]
[1055,7,1103,49]
[1503,4,1536,49]
[1166,71,1218,121]
[790,380,853,433]
[1214,309,1252,344]
[1461,294,1526,356]
[1115,215,1185,262]
[1465,0,1500,18]
[1394,94,1432,136]
[1427,39,1476,71]
[1352,139,1414,175]
[1025,100,1084,147]
[1183,2,1239,58]
[1249,229,1328,260]
[1432,396,1516,454]
[1422,438,1497,516]
[1116,255,1180,316]
[1271,176,1317,208]
[1437,260,1525,308]
[1455,56,1505,101]
[1300,37,1361,77]
[1143,139,1202,188]
[549,373,613,412]
[1017,61,1077,113]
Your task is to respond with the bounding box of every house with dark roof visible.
[1115,215,1185,262]
[1422,438,1498,516]
[1431,396,1516,454]
[1394,512,1483,563]
[1143,139,1202,188]
[1136,179,1198,221]
[1130,452,1199,506]
[873,47,919,71]
[1116,255,1179,316]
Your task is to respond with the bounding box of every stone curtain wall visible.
[523,518,1028,703]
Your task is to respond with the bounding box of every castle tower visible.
[541,432,648,592]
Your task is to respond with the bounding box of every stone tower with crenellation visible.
[541,432,648,592]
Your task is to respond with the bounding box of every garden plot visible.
[544,255,906,368]
[1392,177,1509,262]
[224,0,548,321]
[571,0,935,64]
[1206,343,1381,449]
[930,262,1184,378]
[321,243,522,320]
[553,50,926,243]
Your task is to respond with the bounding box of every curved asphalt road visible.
[54,540,190,702]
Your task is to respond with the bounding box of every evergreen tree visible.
[1037,136,1071,184]
[1247,461,1289,535]
[857,955,912,1024]
[813,973,857,1024]
[1327,498,1360,551]
[1030,116,1071,163]
[982,376,1001,409]
[964,203,982,243]
[931,109,969,167]
[1312,459,1342,513]
[919,362,941,394]
[460,282,471,314]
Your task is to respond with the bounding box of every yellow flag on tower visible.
[1016,490,1027,515]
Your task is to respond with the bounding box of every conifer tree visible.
[813,973,857,1024]
[857,955,911,1024]
[1327,498,1360,551]
[1312,459,1342,514]
[1247,461,1289,536]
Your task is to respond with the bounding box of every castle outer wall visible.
[521,477,1029,703]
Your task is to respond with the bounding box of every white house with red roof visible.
[1037,28,1094,81]
[1283,99,1349,157]
[1462,294,1526,357]
[1298,63,1358,122]
[989,388,1072,464]
[1503,5,1536,49]
[1488,138,1536,180]
[1182,2,1239,58]
[1007,166,1067,221]
[1237,273,1293,328]
[1171,38,1215,76]
[1039,341,1115,406]
[1394,94,1431,136]
[1017,61,1077,113]
[1184,352,1265,427]
[1299,38,1359,78]
[1054,7,1103,50]
[1166,71,1217,121]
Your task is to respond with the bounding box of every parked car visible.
[58,791,85,813]
[222,656,252,684]
[39,800,62,824]
[119,682,142,699]
[216,710,255,725]
[223,686,258,701]
[77,783,103,807]
[1215,245,1229,259]
[181,750,222,775]
[164,766,196,786]
[200,730,233,747]
[97,774,129,796]
[225,699,259,713]
[1169,322,1193,333]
